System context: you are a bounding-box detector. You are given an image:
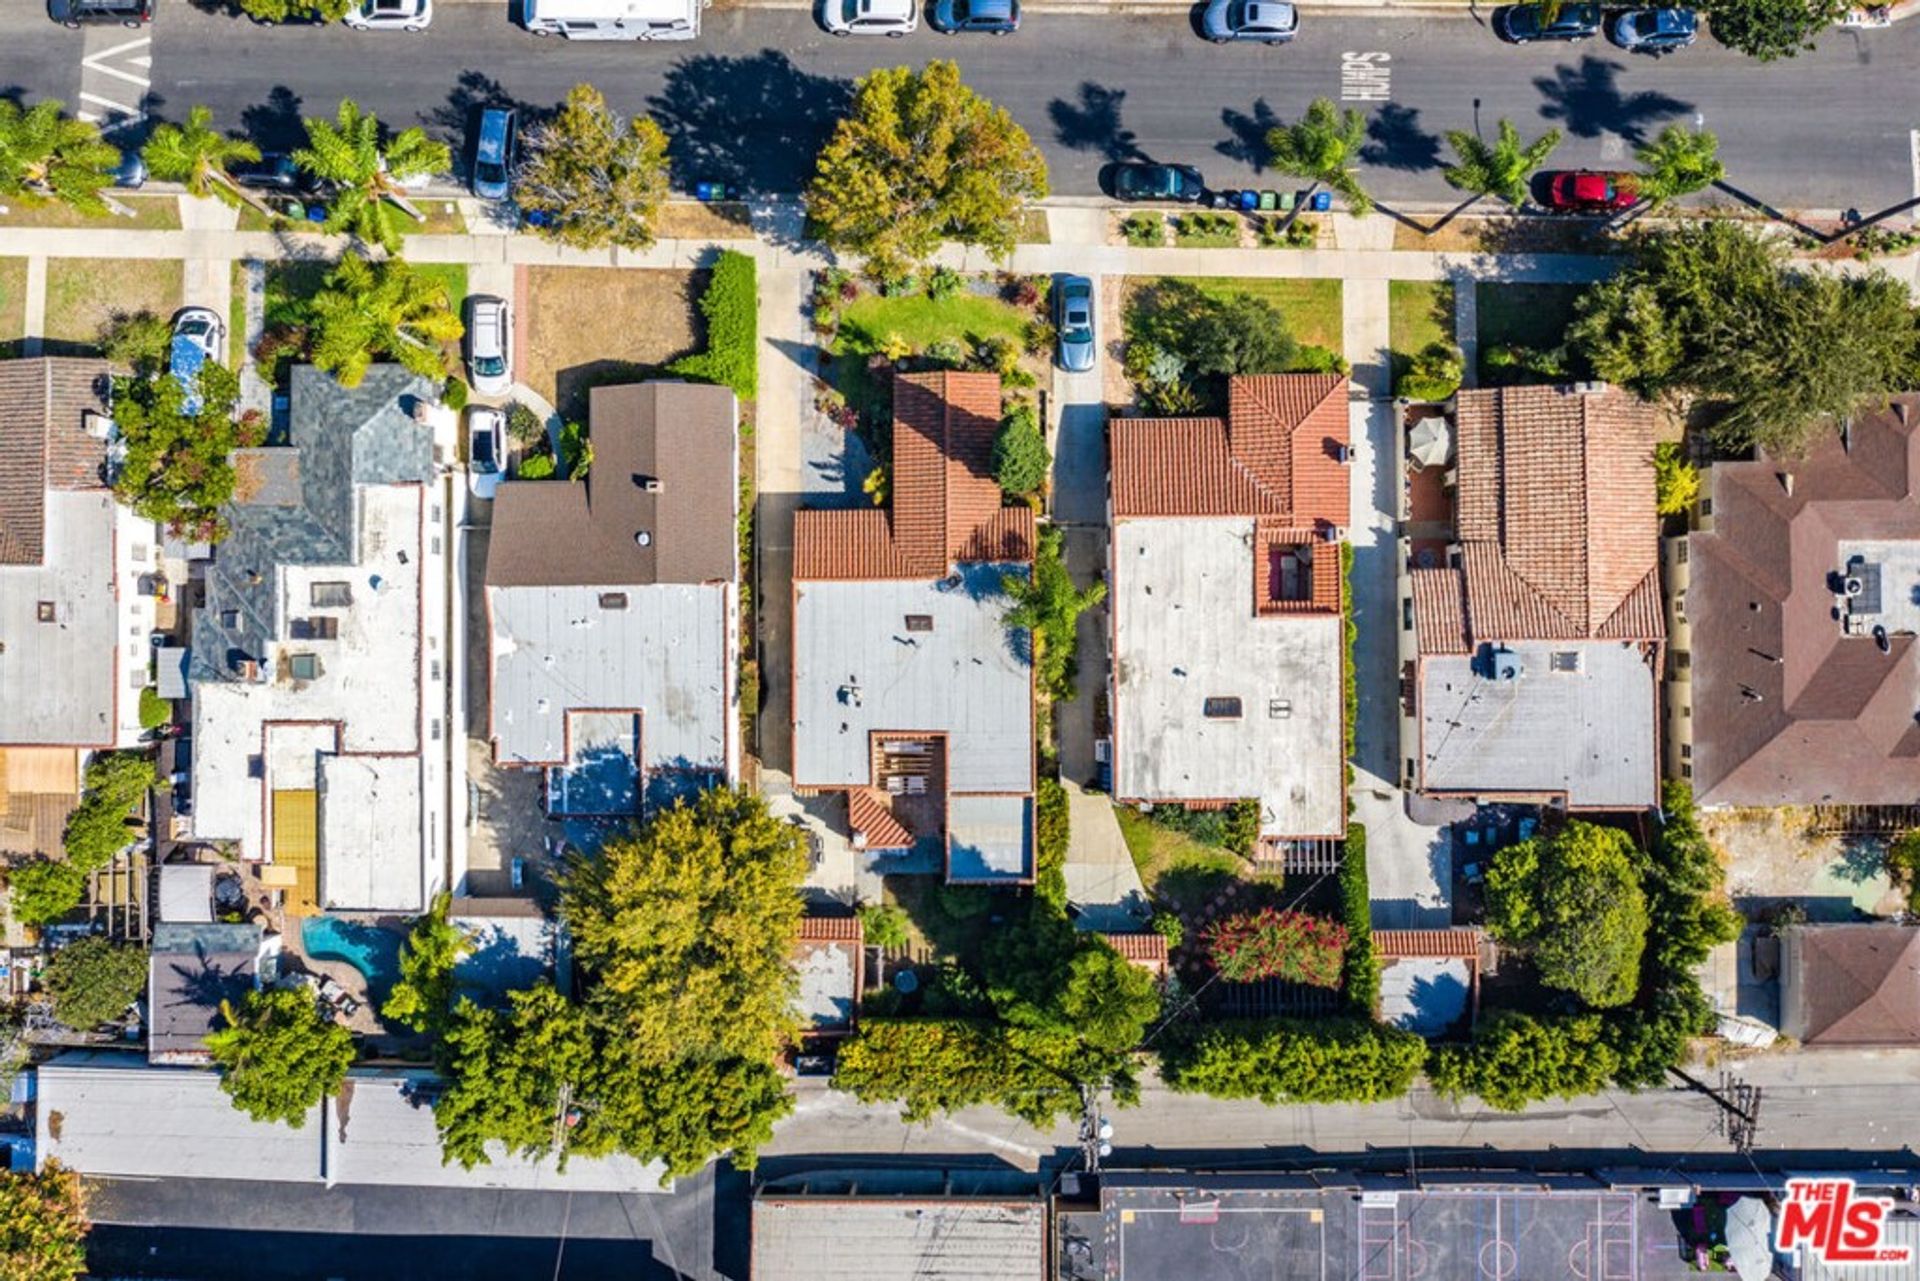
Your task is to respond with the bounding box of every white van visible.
[523,0,705,38]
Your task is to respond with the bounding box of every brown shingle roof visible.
[1110,374,1349,526]
[0,358,111,566]
[794,371,1034,581]
[1689,397,1920,805]
[1414,384,1663,654]
[1781,924,1920,1047]
[485,382,737,588]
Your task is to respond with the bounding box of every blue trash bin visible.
[306,205,328,224]
[1238,190,1258,212]
[1311,190,1332,212]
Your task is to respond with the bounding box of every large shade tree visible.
[112,358,261,541]
[0,99,120,214]
[0,1163,89,1281]
[516,83,672,251]
[307,254,463,388]
[206,987,356,1128]
[1485,821,1649,1009]
[806,60,1048,279]
[294,99,451,252]
[1707,0,1849,60]
[1266,97,1371,215]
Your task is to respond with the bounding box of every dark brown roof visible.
[1781,924,1920,1047]
[0,358,111,566]
[794,371,1034,581]
[1689,398,1920,805]
[1109,374,1350,527]
[485,382,737,588]
[1413,384,1663,654]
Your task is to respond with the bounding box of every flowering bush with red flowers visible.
[1204,908,1350,988]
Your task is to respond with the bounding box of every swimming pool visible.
[300,916,403,999]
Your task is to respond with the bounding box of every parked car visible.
[113,150,148,190]
[466,295,513,397]
[47,0,152,27]
[821,0,916,35]
[170,307,226,414]
[1541,169,1639,213]
[230,153,320,196]
[343,0,432,29]
[1053,275,1095,373]
[929,0,1018,33]
[1492,2,1601,41]
[1607,6,1696,49]
[1200,0,1298,43]
[1110,162,1205,204]
[471,108,518,201]
[467,407,506,498]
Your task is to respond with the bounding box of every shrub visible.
[667,250,758,401]
[1339,825,1379,1016]
[62,752,154,876]
[832,1018,1118,1128]
[42,936,147,1030]
[923,337,968,368]
[1891,830,1920,912]
[1204,908,1349,987]
[1121,213,1164,247]
[1035,777,1069,909]
[1150,912,1185,950]
[1427,1011,1618,1111]
[1485,821,1649,1009]
[441,376,470,411]
[1159,1018,1425,1103]
[1654,441,1699,517]
[6,861,87,929]
[992,401,1050,497]
[1400,340,1464,402]
[857,903,911,951]
[926,266,965,301]
[505,401,546,447]
[1222,799,1261,857]
[137,686,170,732]
[99,310,173,378]
[517,453,556,481]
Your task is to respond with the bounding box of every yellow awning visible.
[270,789,318,915]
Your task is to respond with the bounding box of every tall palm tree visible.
[1633,124,1725,210]
[1442,119,1562,208]
[0,99,121,214]
[142,105,266,212]
[293,99,452,252]
[1266,97,1372,216]
[307,254,464,388]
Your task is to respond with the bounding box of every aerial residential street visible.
[0,0,1916,211]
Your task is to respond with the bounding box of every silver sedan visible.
[1201,0,1297,43]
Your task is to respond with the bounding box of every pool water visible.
[300,916,404,1001]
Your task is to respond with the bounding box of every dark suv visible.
[1492,2,1601,41]
[48,0,153,26]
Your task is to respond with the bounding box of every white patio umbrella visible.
[1724,1196,1775,1281]
[1409,416,1452,470]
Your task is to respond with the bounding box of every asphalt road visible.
[1,1,1916,211]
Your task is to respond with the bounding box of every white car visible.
[822,0,916,36]
[344,0,432,30]
[465,295,513,397]
[466,407,505,498]
[169,306,225,413]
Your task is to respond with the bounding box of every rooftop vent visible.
[638,476,663,493]
[1490,648,1524,681]
[82,410,112,440]
[634,530,652,547]
[905,614,933,633]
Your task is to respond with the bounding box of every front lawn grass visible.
[0,259,27,357]
[42,258,183,350]
[1128,276,1345,356]
[827,289,1032,417]
[1475,282,1585,384]
[1389,280,1454,393]
[0,197,180,231]
[396,200,468,237]
[1117,804,1248,902]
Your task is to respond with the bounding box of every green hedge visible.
[1426,1010,1618,1111]
[1341,541,1357,764]
[1035,776,1069,909]
[1339,823,1378,1015]
[669,250,758,401]
[1158,1017,1426,1104]
[137,686,170,731]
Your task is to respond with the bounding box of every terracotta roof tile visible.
[797,915,865,943]
[1098,932,1169,969]
[1254,520,1342,615]
[0,358,111,566]
[847,787,915,850]
[1410,567,1470,655]
[1375,928,1482,960]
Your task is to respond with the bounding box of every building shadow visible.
[647,50,854,196]
[1048,83,1145,165]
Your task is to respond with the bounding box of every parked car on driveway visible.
[467,407,506,498]
[1541,170,1638,213]
[471,108,518,201]
[47,0,152,27]
[1053,275,1096,373]
[1110,162,1205,204]
[1200,0,1298,43]
[344,0,432,29]
[1492,2,1600,41]
[169,307,226,414]
[466,296,513,398]
[1607,6,1696,49]
[930,0,1018,32]
[821,0,916,35]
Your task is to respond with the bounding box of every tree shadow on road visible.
[240,85,305,154]
[1361,103,1442,173]
[1048,83,1145,165]
[1532,55,1691,145]
[647,50,853,196]
[1216,99,1279,174]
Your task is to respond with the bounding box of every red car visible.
[1542,170,1638,213]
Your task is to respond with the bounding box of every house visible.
[791,914,863,1040]
[485,382,739,821]
[188,365,453,915]
[791,371,1036,883]
[0,358,159,760]
[1779,923,1920,1048]
[1679,398,1920,804]
[146,922,279,1065]
[1407,384,1664,810]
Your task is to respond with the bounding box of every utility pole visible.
[1669,1067,1762,1153]
[1077,1084,1113,1174]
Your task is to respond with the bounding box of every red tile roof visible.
[795,371,1034,581]
[847,787,914,850]
[1254,520,1342,616]
[797,915,865,943]
[1098,932,1169,970]
[0,358,111,566]
[1110,374,1349,527]
[1374,928,1482,960]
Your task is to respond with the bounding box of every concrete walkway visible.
[1060,780,1149,932]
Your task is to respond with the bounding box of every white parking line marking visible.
[128,55,151,68]
[84,62,150,88]
[79,91,136,113]
[84,34,151,62]
[76,110,101,122]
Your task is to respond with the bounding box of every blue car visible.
[169,307,225,415]
[929,0,1017,33]
[1608,7,1696,50]
[1493,2,1601,41]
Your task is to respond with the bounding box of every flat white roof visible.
[1112,519,1344,837]
[752,1196,1046,1281]
[0,491,120,745]
[319,754,424,912]
[792,567,1032,794]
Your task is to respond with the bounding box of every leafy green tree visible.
[111,357,260,541]
[1266,97,1372,216]
[1654,442,1699,517]
[1126,281,1299,393]
[307,254,463,388]
[142,105,263,209]
[42,937,147,1030]
[206,987,355,1127]
[0,1163,89,1281]
[667,250,758,400]
[62,752,155,876]
[382,892,469,1038]
[1485,821,1648,1009]
[237,0,355,19]
[1706,0,1849,60]
[1443,119,1562,208]
[434,984,598,1169]
[1057,947,1160,1054]
[516,83,671,251]
[100,310,175,379]
[1633,124,1724,210]
[1427,1011,1618,1111]
[807,60,1049,280]
[991,400,1050,497]
[1001,525,1105,703]
[294,99,451,252]
[1159,1018,1426,1104]
[1568,280,1687,398]
[856,903,911,951]
[0,99,120,215]
[1399,341,1464,402]
[6,862,86,930]
[832,1018,1133,1127]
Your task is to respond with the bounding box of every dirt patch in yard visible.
[656,201,753,240]
[43,258,183,351]
[1701,808,1906,921]
[523,266,704,424]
